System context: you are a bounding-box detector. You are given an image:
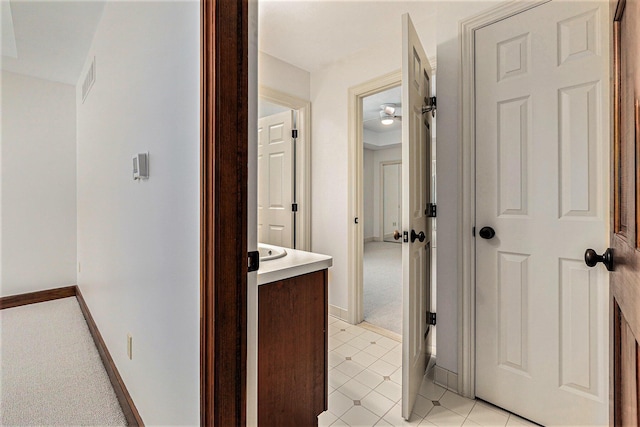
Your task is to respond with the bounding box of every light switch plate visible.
[132,152,149,180]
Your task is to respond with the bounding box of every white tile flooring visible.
[321,317,538,427]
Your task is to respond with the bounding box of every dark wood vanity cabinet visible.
[258,269,328,427]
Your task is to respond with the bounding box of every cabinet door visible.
[258,270,327,427]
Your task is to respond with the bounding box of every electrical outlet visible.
[127,334,133,360]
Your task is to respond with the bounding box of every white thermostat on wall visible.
[132,153,149,180]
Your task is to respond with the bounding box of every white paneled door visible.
[257,111,294,247]
[401,13,432,420]
[475,2,609,425]
[383,163,402,242]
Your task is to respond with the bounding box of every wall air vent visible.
[82,57,96,103]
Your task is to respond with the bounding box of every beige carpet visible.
[0,297,126,425]
[363,241,402,334]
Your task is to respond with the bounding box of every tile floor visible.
[321,317,538,427]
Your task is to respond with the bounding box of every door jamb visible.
[348,71,402,325]
[259,86,312,251]
[458,0,552,398]
[201,0,249,425]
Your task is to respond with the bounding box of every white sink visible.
[258,244,287,261]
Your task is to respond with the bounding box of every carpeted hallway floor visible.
[0,297,126,425]
[363,241,402,334]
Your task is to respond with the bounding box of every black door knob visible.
[479,226,495,239]
[411,230,426,243]
[584,248,614,271]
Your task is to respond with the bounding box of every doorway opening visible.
[361,85,403,336]
[347,70,402,328]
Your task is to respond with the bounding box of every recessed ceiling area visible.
[1,0,105,85]
[1,1,17,58]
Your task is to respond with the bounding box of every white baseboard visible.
[434,365,459,393]
[329,304,349,322]
[364,237,375,243]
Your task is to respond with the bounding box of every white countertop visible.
[257,244,332,285]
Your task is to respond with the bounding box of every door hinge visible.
[428,312,436,326]
[292,203,298,212]
[426,203,437,218]
[292,129,298,139]
[425,312,436,339]
[422,96,437,117]
[248,251,260,273]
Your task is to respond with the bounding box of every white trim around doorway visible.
[457,0,551,399]
[347,70,402,325]
[259,86,312,251]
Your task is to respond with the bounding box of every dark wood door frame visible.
[610,0,640,425]
[201,0,248,425]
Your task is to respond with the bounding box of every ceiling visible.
[1,0,436,86]
[258,0,437,73]
[1,0,105,85]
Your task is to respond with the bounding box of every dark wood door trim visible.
[200,0,249,425]
[610,0,640,424]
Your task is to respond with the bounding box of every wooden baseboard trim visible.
[0,286,76,310]
[75,286,144,426]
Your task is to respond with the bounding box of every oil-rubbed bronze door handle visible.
[411,230,426,243]
[479,226,496,240]
[584,248,614,271]
[393,230,402,241]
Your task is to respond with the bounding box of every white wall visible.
[259,51,310,100]
[1,71,77,296]
[363,148,374,240]
[434,0,502,374]
[311,42,402,309]
[75,2,200,424]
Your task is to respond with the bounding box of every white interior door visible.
[257,111,294,247]
[475,2,609,425]
[401,13,432,419]
[383,163,402,242]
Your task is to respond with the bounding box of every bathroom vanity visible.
[257,245,332,427]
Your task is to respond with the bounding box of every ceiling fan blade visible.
[363,115,402,123]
